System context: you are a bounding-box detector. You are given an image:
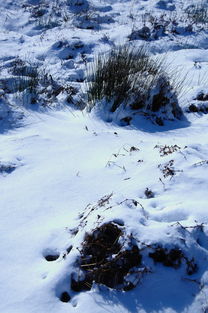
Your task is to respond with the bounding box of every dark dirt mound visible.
[149,246,183,268]
[69,223,198,296]
[149,245,198,275]
[71,222,142,291]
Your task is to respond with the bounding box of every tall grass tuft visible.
[86,45,182,120]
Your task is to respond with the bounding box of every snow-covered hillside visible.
[1,1,208,313]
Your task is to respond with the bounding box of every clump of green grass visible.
[86,45,182,121]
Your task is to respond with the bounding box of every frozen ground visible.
[1,0,208,312]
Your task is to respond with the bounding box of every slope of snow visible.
[1,110,208,313]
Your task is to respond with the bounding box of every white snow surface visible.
[1,0,208,312]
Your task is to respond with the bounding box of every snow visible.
[1,0,208,312]
[1,110,208,313]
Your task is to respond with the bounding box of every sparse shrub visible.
[0,60,39,95]
[15,64,39,94]
[185,2,208,26]
[10,61,41,106]
[128,11,193,42]
[0,56,83,109]
[24,0,71,30]
[36,13,60,29]
[154,144,181,156]
[73,7,114,30]
[129,26,151,41]
[8,60,66,107]
[86,45,182,123]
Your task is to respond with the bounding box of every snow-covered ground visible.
[1,0,208,312]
